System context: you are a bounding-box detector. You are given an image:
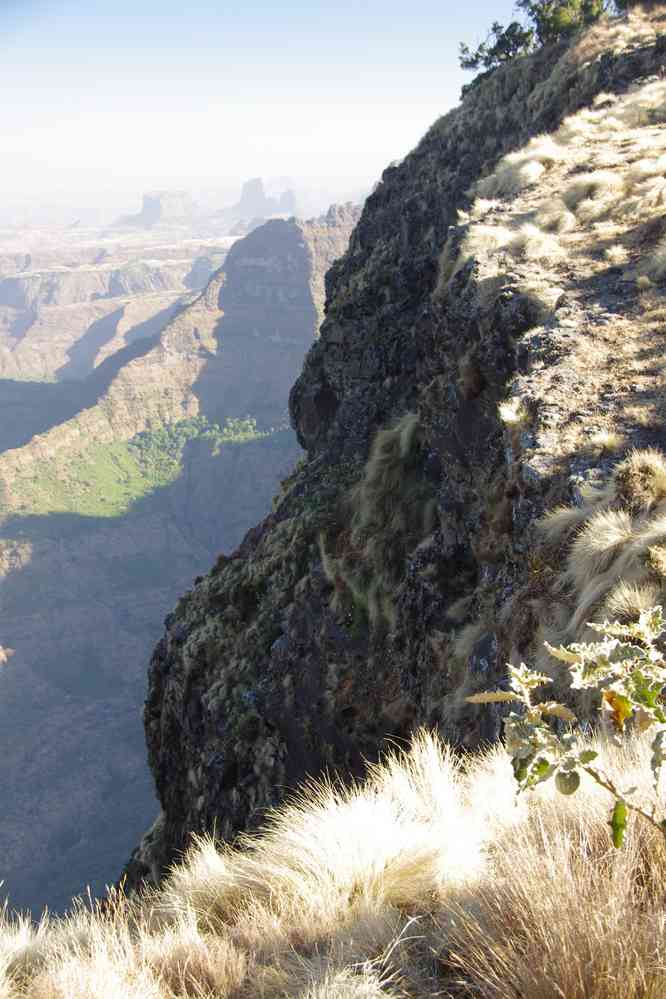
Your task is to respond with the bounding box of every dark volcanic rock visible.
[125,30,666,888]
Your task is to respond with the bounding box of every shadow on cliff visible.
[0,426,301,918]
[56,299,183,381]
[192,220,319,428]
[0,323,175,454]
[55,307,125,380]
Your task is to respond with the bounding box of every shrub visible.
[459,21,534,71]
[459,1,623,73]
[468,606,666,847]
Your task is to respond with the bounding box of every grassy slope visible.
[0,728,663,998]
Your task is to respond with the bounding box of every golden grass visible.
[605,244,629,267]
[538,450,666,652]
[1,729,664,997]
[474,134,565,200]
[439,67,666,305]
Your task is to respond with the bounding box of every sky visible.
[1,0,518,212]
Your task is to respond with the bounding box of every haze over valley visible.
[0,179,359,913]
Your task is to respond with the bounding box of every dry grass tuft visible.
[614,448,666,511]
[603,578,662,622]
[562,169,625,220]
[604,244,630,267]
[321,413,437,631]
[1,728,664,997]
[498,398,528,426]
[475,135,565,199]
[443,70,666,305]
[566,508,635,589]
[538,450,666,653]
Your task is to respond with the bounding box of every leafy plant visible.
[459,21,534,71]
[467,606,666,847]
[459,1,623,73]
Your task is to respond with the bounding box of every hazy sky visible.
[2,0,517,203]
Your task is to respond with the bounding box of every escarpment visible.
[127,9,666,888]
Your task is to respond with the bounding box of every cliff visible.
[127,7,666,887]
[0,210,357,914]
[0,238,231,382]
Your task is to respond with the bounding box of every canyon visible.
[0,202,358,914]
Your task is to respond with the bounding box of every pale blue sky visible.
[1,0,518,202]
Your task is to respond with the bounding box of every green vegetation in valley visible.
[9,416,270,520]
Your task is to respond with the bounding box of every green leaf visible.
[578,750,598,765]
[555,770,580,796]
[650,729,666,794]
[531,757,555,783]
[512,757,530,784]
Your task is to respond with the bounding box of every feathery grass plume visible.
[561,168,625,219]
[605,243,630,266]
[506,224,564,262]
[537,450,666,651]
[515,279,567,322]
[475,134,565,199]
[320,414,437,632]
[538,502,600,543]
[614,448,666,511]
[643,237,666,283]
[498,398,529,427]
[603,579,662,621]
[299,966,400,998]
[537,203,578,233]
[584,429,626,456]
[565,508,635,589]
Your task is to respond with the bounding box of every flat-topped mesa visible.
[113,190,196,229]
[140,191,195,225]
[126,8,666,891]
[234,178,298,220]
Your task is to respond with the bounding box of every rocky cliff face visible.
[128,9,666,888]
[0,209,357,914]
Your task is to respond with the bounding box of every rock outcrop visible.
[127,8,666,888]
[233,178,298,221]
[115,191,196,228]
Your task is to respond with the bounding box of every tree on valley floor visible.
[459,1,632,72]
